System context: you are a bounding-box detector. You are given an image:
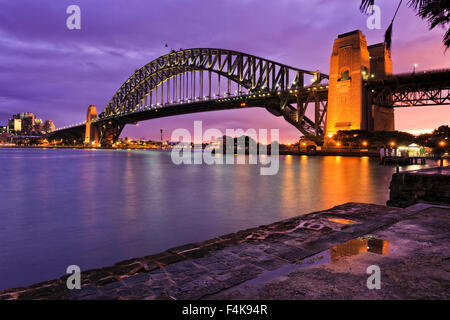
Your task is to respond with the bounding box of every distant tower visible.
[85,105,98,145]
[160,129,163,143]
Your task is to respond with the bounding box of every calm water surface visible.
[0,148,444,289]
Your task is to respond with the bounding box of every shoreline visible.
[0,145,408,158]
[1,201,449,300]
[2,145,448,160]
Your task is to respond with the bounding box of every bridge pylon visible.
[84,105,99,146]
[325,30,395,141]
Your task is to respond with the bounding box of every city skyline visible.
[0,0,449,143]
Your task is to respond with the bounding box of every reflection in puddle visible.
[225,236,389,291]
[330,236,389,263]
[327,218,356,225]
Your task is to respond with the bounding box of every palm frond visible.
[444,28,450,50]
[407,0,429,9]
[360,0,450,49]
[417,0,450,29]
[360,0,375,14]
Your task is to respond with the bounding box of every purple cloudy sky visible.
[0,0,448,142]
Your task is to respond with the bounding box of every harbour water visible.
[0,148,444,289]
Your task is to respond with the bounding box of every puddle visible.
[328,218,356,225]
[229,236,389,289]
[330,236,389,263]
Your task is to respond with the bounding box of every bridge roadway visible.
[367,68,450,107]
[50,85,330,143]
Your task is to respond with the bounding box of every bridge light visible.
[240,102,247,107]
[439,141,446,147]
[362,141,368,146]
[390,141,396,147]
[336,142,341,146]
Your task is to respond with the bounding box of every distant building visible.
[44,120,55,133]
[21,113,35,135]
[8,118,22,133]
[8,112,35,134]
[34,119,44,134]
[4,113,54,136]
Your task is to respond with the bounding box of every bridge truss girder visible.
[367,69,450,107]
[277,87,328,138]
[99,48,328,119]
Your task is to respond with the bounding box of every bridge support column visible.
[84,105,99,146]
[325,30,371,140]
[98,121,125,147]
[367,43,395,131]
[325,30,395,141]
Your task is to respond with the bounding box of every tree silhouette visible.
[360,0,450,50]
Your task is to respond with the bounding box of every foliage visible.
[360,0,450,49]
[416,125,450,150]
[334,129,416,147]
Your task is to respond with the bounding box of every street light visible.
[362,141,368,147]
[439,141,446,147]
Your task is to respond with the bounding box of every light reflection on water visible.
[0,148,445,289]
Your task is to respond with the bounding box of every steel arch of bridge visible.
[52,49,331,145]
[98,48,328,136]
[100,48,328,118]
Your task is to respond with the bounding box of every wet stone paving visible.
[1,202,448,300]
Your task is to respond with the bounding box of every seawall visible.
[3,201,449,300]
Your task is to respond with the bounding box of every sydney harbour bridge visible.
[50,30,450,146]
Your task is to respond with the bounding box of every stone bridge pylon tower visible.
[325,30,394,140]
[84,105,99,146]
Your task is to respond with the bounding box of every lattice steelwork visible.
[78,48,329,144]
[367,69,450,107]
[99,48,327,117]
